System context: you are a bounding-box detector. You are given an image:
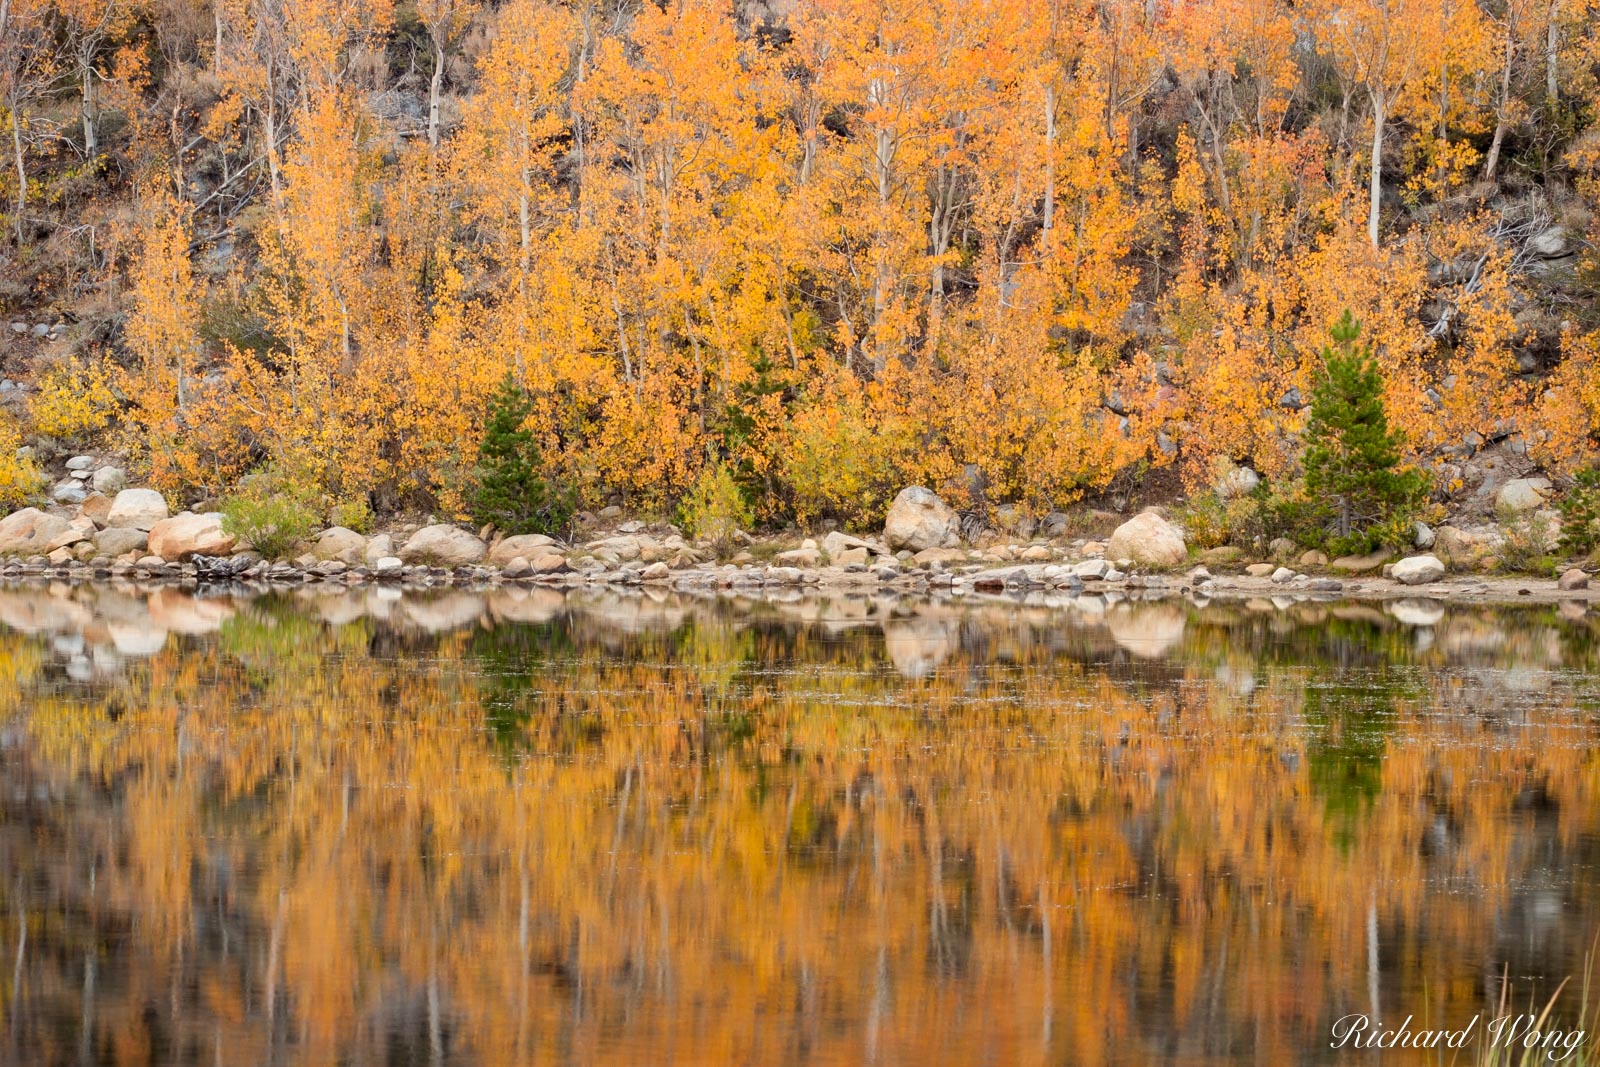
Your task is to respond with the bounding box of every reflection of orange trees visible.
[2,596,1599,1066]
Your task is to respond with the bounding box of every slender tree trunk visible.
[428,36,444,149]
[869,91,892,371]
[1545,0,1560,103]
[1368,91,1386,248]
[9,105,25,245]
[81,61,97,158]
[1042,84,1056,243]
[214,5,223,77]
[263,56,282,206]
[1483,31,1515,182]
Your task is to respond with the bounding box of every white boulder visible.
[882,487,959,552]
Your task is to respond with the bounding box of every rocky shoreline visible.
[0,483,1595,611]
[1,548,1594,610]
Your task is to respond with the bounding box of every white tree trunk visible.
[1368,92,1386,248]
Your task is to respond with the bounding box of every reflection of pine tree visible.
[469,374,573,536]
[1302,311,1428,550]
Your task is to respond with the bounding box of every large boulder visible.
[148,512,237,561]
[822,530,878,558]
[490,533,557,566]
[1106,510,1187,568]
[1497,477,1551,513]
[310,526,368,565]
[401,524,488,566]
[363,533,394,564]
[1392,554,1446,586]
[882,487,959,552]
[45,517,97,552]
[105,488,169,531]
[95,527,148,557]
[0,508,70,556]
[78,492,112,527]
[1331,550,1391,573]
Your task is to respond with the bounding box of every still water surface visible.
[1,582,1598,1066]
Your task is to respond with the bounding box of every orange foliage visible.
[2,0,1598,521]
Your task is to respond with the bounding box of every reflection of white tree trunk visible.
[79,951,95,1067]
[1367,894,1381,1023]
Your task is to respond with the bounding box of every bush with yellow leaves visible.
[0,413,46,508]
[28,355,120,443]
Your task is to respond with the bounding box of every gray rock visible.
[94,527,148,556]
[401,525,488,566]
[1074,559,1111,579]
[1529,226,1567,258]
[52,482,87,505]
[373,555,404,578]
[363,534,394,564]
[490,534,557,566]
[1040,512,1070,538]
[1271,567,1296,584]
[1496,477,1551,513]
[1215,465,1260,499]
[311,526,368,565]
[92,466,126,493]
[1558,568,1589,592]
[65,455,95,471]
[1413,521,1435,549]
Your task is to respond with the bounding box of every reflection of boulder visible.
[490,588,566,625]
[1388,598,1445,627]
[883,618,958,678]
[1438,619,1507,657]
[147,588,236,635]
[1107,603,1186,659]
[1214,663,1256,697]
[0,589,94,634]
[401,592,487,633]
[302,591,367,626]
[106,620,169,656]
[571,593,692,636]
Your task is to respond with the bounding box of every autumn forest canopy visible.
[3,0,1600,527]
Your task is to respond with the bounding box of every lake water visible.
[1,582,1597,1066]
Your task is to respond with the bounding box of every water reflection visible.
[1,582,1598,1066]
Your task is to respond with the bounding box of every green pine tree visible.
[1301,311,1429,553]
[468,374,573,536]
